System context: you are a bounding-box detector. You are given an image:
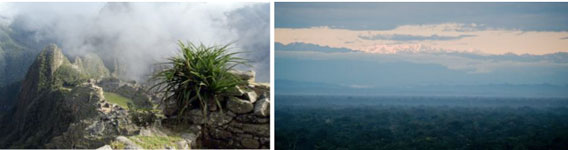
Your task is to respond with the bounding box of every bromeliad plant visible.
[151,41,249,117]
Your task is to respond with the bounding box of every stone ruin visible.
[95,70,270,149]
[163,70,270,149]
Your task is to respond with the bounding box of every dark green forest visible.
[276,95,568,150]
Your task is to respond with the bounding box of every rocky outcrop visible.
[115,136,143,149]
[254,98,270,117]
[167,70,270,149]
[227,97,255,114]
[0,80,139,148]
[15,44,67,114]
[44,81,139,148]
[0,44,139,148]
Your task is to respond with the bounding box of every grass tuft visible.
[128,135,185,149]
[110,140,125,149]
[151,41,250,117]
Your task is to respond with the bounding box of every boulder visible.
[116,136,142,149]
[226,97,254,114]
[250,82,269,91]
[176,140,190,150]
[181,132,200,148]
[244,91,258,103]
[96,145,112,150]
[250,82,269,100]
[181,133,199,143]
[254,98,270,117]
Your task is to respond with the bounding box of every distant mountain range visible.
[276,79,568,97]
[276,42,568,63]
[275,42,353,53]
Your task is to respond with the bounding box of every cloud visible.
[346,84,374,89]
[4,2,269,82]
[225,4,270,82]
[275,24,568,55]
[359,34,476,41]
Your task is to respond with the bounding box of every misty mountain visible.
[2,2,270,83]
[276,41,568,63]
[0,24,44,112]
[0,25,37,87]
[1,2,270,112]
[0,44,148,148]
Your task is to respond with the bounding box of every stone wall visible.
[206,85,270,149]
[166,71,270,149]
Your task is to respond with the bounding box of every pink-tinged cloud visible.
[275,24,568,55]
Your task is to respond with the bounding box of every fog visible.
[1,2,270,82]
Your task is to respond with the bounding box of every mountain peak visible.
[73,53,110,79]
[19,44,68,94]
[38,44,66,74]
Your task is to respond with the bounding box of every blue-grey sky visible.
[275,2,568,97]
[276,2,568,31]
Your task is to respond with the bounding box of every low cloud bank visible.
[1,2,269,82]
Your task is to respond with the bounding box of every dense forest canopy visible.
[276,95,568,150]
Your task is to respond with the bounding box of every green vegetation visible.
[110,141,125,149]
[128,135,185,149]
[151,41,249,116]
[276,96,568,150]
[103,92,133,109]
[35,46,59,91]
[53,64,87,88]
